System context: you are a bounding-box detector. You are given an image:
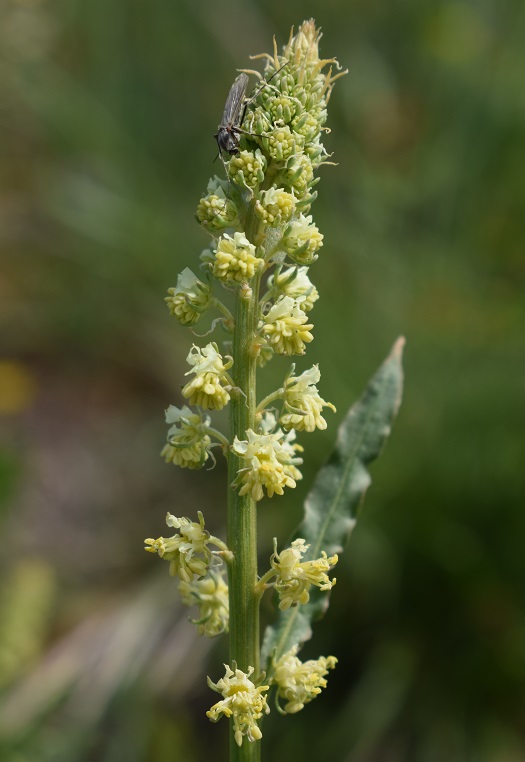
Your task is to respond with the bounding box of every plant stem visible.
[211,297,235,326]
[255,389,284,415]
[207,427,231,448]
[227,210,262,761]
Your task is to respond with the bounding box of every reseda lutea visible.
[145,20,362,760]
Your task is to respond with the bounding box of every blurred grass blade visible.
[262,337,405,670]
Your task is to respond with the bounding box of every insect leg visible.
[219,150,233,199]
[239,62,289,124]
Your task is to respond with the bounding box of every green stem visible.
[255,568,277,596]
[227,214,263,762]
[206,427,230,448]
[255,389,284,415]
[211,296,235,326]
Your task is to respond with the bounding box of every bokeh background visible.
[1,1,524,760]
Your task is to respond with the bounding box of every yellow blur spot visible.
[0,360,37,414]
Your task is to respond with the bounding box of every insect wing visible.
[221,73,249,127]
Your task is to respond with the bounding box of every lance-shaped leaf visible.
[262,337,405,671]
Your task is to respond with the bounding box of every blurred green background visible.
[1,0,524,760]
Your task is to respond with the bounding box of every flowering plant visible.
[145,20,404,761]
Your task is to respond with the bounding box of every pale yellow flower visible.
[181,343,233,411]
[272,645,337,714]
[165,268,211,327]
[232,428,303,502]
[280,365,335,432]
[262,296,314,355]
[179,572,229,637]
[255,187,296,226]
[271,538,337,610]
[282,214,324,265]
[207,665,270,747]
[212,232,264,284]
[161,405,212,469]
[196,176,240,230]
[268,266,319,311]
[144,512,213,582]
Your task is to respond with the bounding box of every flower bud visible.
[262,125,303,161]
[228,149,266,189]
[281,154,315,198]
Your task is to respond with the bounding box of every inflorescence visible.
[145,20,346,746]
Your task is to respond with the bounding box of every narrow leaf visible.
[262,337,405,670]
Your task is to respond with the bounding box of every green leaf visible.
[261,337,405,670]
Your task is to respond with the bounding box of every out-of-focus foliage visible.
[0,1,524,760]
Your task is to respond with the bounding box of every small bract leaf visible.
[262,337,405,670]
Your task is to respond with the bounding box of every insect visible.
[214,63,289,169]
[215,72,250,158]
[204,65,288,228]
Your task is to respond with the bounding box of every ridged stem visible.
[227,199,263,762]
